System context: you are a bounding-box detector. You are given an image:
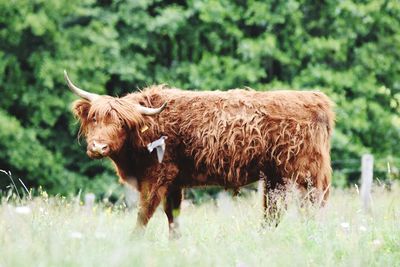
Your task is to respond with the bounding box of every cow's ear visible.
[72,99,91,121]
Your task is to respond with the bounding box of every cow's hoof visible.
[169,229,182,240]
[261,218,280,229]
[130,226,145,239]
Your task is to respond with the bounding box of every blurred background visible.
[0,0,399,199]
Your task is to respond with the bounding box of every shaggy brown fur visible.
[71,85,334,235]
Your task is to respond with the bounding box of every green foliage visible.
[1,0,399,195]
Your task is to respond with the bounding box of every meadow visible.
[0,184,399,267]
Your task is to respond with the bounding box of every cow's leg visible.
[134,180,168,232]
[263,168,285,226]
[264,179,281,225]
[291,156,331,207]
[163,186,183,239]
[134,164,179,234]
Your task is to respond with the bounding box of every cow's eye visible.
[92,117,97,123]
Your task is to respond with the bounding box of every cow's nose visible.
[91,141,109,155]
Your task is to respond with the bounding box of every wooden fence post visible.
[84,193,95,213]
[360,154,374,212]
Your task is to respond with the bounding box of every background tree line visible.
[1,0,399,196]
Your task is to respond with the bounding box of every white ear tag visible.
[147,136,168,163]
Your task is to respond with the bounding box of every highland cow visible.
[64,70,334,236]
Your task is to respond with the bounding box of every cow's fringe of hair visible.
[72,97,150,143]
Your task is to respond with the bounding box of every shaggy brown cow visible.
[64,70,334,236]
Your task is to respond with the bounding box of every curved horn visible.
[135,102,167,116]
[64,70,99,101]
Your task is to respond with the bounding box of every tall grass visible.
[0,184,399,267]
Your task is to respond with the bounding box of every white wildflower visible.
[69,231,83,239]
[340,222,350,229]
[15,206,31,215]
[359,226,367,232]
[372,239,382,247]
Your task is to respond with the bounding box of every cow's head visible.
[64,70,166,159]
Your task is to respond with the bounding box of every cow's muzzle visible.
[87,141,110,158]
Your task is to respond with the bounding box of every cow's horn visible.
[135,102,167,115]
[64,70,99,101]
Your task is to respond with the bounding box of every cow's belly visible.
[175,154,262,188]
[177,171,260,188]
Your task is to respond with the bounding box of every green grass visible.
[0,185,399,267]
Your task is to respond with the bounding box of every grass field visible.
[0,184,399,267]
